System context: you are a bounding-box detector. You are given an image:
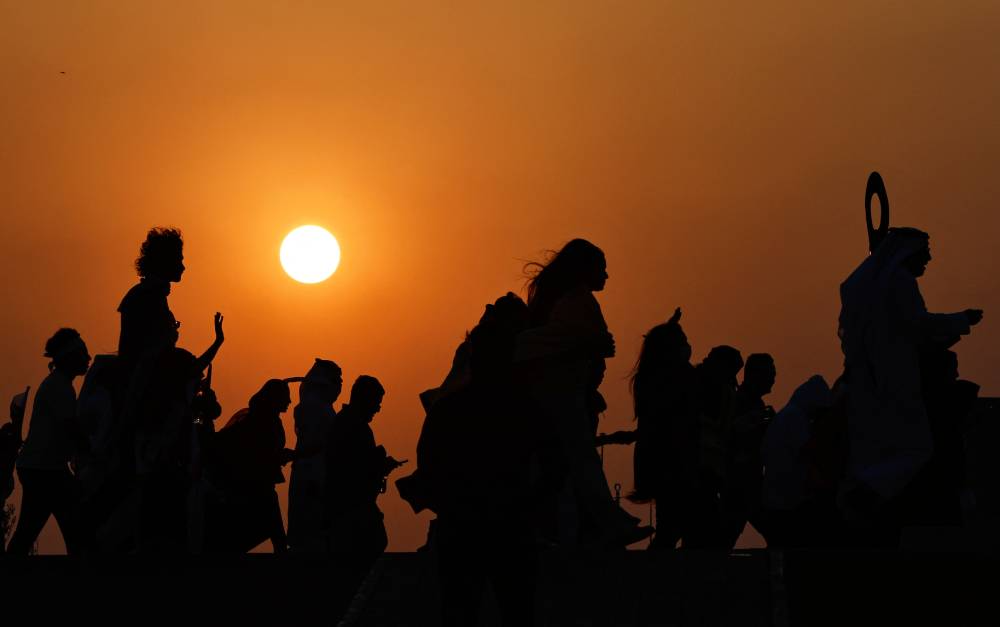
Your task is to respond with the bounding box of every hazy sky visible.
[3,1,999,552]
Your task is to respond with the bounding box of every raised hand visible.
[387,457,408,472]
[214,312,225,344]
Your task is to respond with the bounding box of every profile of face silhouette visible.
[137,228,186,283]
[586,253,608,292]
[274,387,292,413]
[46,329,91,377]
[357,391,384,423]
[349,376,385,423]
[704,345,744,386]
[166,251,185,283]
[62,343,92,377]
[253,380,292,414]
[903,243,932,278]
[743,354,776,396]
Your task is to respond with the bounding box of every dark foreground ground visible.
[1,547,998,626]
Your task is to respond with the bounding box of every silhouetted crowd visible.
[0,223,988,626]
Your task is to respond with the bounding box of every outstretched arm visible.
[594,429,638,446]
[194,313,225,373]
[895,276,977,340]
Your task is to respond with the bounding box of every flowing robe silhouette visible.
[288,390,335,551]
[839,233,970,500]
[515,285,634,544]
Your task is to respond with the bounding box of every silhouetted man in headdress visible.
[839,227,982,544]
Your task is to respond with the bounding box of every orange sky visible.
[3,1,999,553]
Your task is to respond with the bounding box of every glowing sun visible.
[280,225,341,284]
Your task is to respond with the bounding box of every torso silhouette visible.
[416,383,553,524]
[325,404,387,516]
[118,277,176,362]
[0,422,20,501]
[840,235,971,499]
[633,363,698,499]
[215,408,286,489]
[17,371,76,471]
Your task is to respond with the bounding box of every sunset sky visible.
[3,1,999,553]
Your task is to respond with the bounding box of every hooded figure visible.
[288,358,342,552]
[762,375,832,513]
[419,292,529,412]
[759,375,838,547]
[838,227,977,502]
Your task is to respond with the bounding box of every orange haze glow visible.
[2,1,1000,552]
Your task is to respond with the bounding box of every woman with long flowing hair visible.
[516,239,651,547]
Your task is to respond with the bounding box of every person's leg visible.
[489,542,537,627]
[6,468,55,555]
[49,467,83,555]
[556,393,641,543]
[681,486,724,549]
[720,481,750,549]
[267,488,288,553]
[649,496,681,550]
[136,470,189,554]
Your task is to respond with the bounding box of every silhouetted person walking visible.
[2,389,28,503]
[118,228,185,365]
[323,375,402,621]
[760,375,836,547]
[7,329,90,556]
[838,227,983,544]
[207,379,294,553]
[133,347,201,553]
[403,293,530,551]
[419,321,561,626]
[324,375,401,557]
[1,388,29,552]
[420,292,529,412]
[688,345,743,548]
[630,309,699,550]
[288,358,342,552]
[516,239,650,547]
[722,353,776,548]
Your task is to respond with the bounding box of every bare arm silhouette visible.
[194,313,225,374]
[594,429,637,446]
